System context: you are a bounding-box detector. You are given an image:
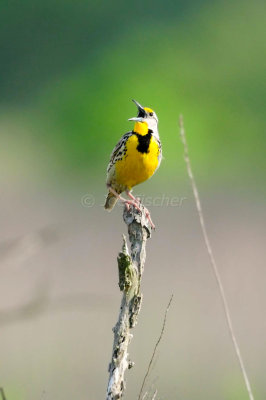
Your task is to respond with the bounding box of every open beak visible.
[128,116,144,122]
[132,99,144,110]
[131,99,146,118]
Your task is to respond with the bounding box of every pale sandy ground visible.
[0,186,265,400]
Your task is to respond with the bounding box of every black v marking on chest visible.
[134,129,153,154]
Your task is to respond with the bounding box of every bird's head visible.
[129,99,158,134]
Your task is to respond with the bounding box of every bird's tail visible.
[104,191,118,211]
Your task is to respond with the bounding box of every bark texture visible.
[106,204,152,400]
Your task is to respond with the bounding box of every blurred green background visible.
[0,0,265,399]
[1,0,265,190]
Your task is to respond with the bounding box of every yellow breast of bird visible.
[115,134,159,190]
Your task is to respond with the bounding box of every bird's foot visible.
[126,191,155,229]
[126,196,155,230]
[123,199,141,212]
[108,187,155,229]
[124,199,142,213]
[143,206,155,230]
[126,191,141,205]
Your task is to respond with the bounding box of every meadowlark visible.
[104,99,162,228]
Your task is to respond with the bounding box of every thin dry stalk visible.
[138,295,173,400]
[151,389,158,400]
[0,388,7,400]
[179,115,255,400]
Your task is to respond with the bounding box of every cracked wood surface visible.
[106,204,152,400]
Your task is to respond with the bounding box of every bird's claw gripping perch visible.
[126,195,155,230]
[126,202,155,230]
[108,187,155,229]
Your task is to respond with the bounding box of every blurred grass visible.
[0,0,265,191]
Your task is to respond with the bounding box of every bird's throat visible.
[133,121,148,136]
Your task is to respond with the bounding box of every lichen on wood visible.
[106,204,152,400]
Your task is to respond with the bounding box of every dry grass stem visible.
[138,295,173,400]
[0,388,7,400]
[179,115,255,400]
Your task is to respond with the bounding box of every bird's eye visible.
[149,112,153,116]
